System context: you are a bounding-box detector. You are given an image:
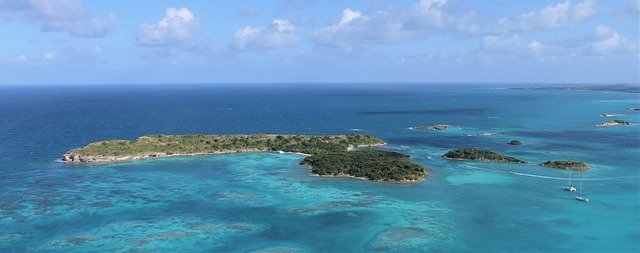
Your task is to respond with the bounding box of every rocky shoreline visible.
[63,142,388,164]
[62,149,267,164]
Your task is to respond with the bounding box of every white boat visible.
[576,196,589,202]
[575,180,589,202]
[564,173,577,192]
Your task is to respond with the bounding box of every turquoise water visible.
[0,84,639,252]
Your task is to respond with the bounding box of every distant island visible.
[413,124,449,131]
[515,84,640,94]
[508,140,522,145]
[63,134,428,183]
[539,161,590,170]
[442,148,526,163]
[597,119,630,127]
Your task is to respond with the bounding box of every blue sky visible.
[0,0,638,85]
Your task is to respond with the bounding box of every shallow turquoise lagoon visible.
[0,84,638,252]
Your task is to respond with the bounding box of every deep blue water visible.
[1,84,639,252]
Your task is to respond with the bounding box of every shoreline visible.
[63,149,313,165]
[307,171,425,184]
[63,142,387,165]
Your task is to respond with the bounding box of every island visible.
[508,140,522,145]
[539,161,590,170]
[516,84,640,94]
[62,134,428,183]
[301,150,427,182]
[413,124,449,131]
[597,119,630,127]
[442,148,526,163]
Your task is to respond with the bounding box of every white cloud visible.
[233,19,297,51]
[136,7,197,47]
[13,51,57,63]
[496,0,597,33]
[480,35,547,57]
[0,0,117,37]
[311,0,481,49]
[528,40,544,56]
[586,25,638,55]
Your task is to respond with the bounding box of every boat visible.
[563,173,577,192]
[575,180,589,202]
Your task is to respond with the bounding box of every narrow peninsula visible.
[63,134,428,183]
[539,161,590,170]
[442,148,526,163]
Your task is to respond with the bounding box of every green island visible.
[539,160,590,170]
[413,124,449,131]
[301,150,427,182]
[442,148,526,163]
[63,134,428,183]
[597,119,630,127]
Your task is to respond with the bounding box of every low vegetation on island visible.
[413,124,449,131]
[63,134,428,183]
[301,150,427,182]
[597,119,630,127]
[539,161,590,170]
[442,148,526,163]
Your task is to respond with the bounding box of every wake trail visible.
[461,165,639,181]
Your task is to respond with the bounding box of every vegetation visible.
[65,133,428,182]
[539,161,590,170]
[508,140,522,145]
[612,119,630,125]
[413,124,449,131]
[69,134,383,156]
[597,119,631,126]
[442,148,526,163]
[301,150,427,182]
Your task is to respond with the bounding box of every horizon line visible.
[1,82,638,87]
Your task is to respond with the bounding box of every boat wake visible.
[509,171,637,181]
[461,165,638,181]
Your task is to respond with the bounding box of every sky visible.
[0,0,638,85]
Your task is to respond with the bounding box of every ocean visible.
[0,84,638,252]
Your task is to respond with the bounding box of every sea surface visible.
[0,84,638,252]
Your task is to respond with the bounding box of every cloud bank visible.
[0,0,117,37]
